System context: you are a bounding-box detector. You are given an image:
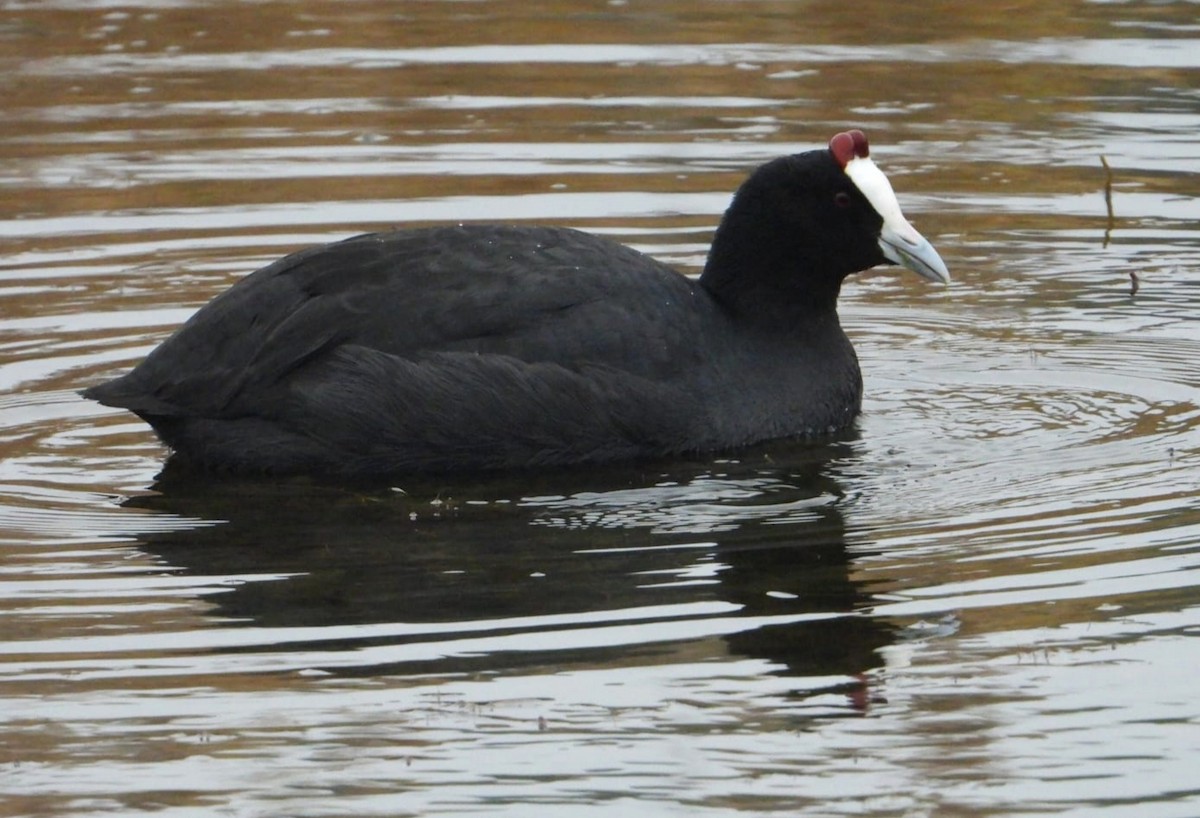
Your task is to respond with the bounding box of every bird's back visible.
[85,225,732,474]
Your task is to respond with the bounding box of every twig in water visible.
[1101,155,1115,248]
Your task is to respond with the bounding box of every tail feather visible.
[81,375,181,417]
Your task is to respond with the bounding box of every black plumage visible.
[84,134,945,477]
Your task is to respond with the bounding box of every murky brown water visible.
[3,1,1199,816]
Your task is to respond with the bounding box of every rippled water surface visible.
[2,1,1199,816]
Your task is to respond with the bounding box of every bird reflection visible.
[124,438,895,708]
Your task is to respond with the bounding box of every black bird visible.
[83,130,949,477]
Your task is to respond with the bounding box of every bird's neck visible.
[699,220,843,329]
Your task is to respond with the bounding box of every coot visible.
[84,130,949,477]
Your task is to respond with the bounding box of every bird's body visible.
[84,131,949,477]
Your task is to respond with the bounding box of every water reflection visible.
[5,0,1200,814]
[126,442,894,690]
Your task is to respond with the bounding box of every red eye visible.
[834,191,853,209]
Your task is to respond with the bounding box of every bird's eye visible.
[834,191,853,209]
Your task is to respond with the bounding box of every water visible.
[2,1,1199,815]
